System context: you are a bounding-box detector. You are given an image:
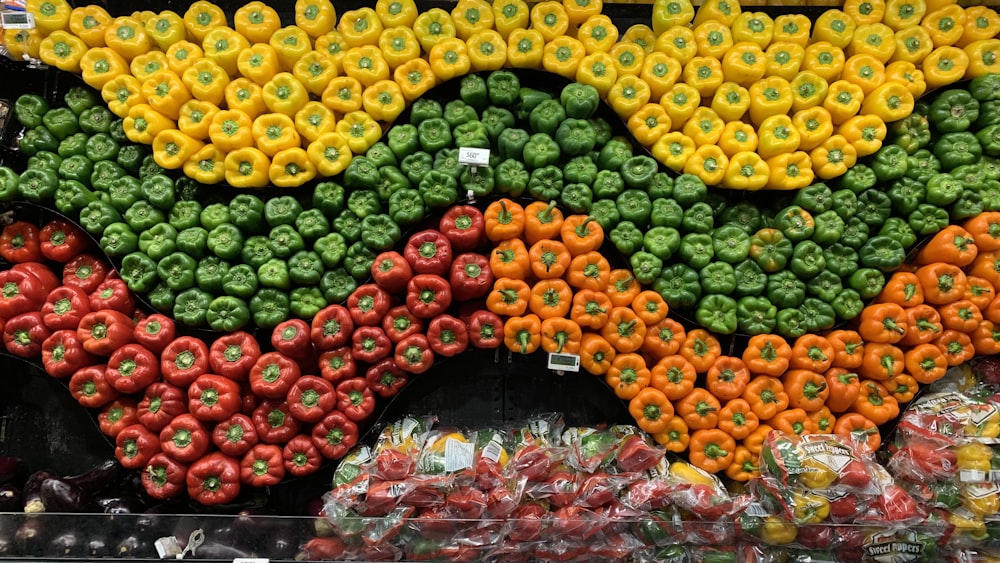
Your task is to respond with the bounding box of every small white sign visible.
[1,11,34,29]
[458,147,490,167]
[548,353,580,372]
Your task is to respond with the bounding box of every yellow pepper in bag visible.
[694,21,734,60]
[719,121,758,156]
[183,144,226,184]
[964,40,1000,79]
[452,0,494,41]
[628,104,671,146]
[965,407,1000,438]
[578,15,618,54]
[711,82,751,122]
[797,457,839,489]
[101,74,143,118]
[683,56,724,98]
[336,111,382,154]
[530,1,570,43]
[166,41,203,76]
[182,1,227,44]
[270,147,316,187]
[892,26,934,64]
[957,7,1000,49]
[130,52,169,83]
[652,0,694,35]
[724,151,769,190]
[861,81,914,122]
[656,26,697,65]
[948,512,988,541]
[39,31,87,73]
[182,58,229,106]
[295,0,336,40]
[955,442,993,473]
[322,76,364,113]
[767,151,814,190]
[362,80,406,123]
[492,0,530,40]
[758,114,801,159]
[732,12,774,50]
[652,131,696,172]
[773,14,810,47]
[270,26,312,72]
[962,484,1000,518]
[379,27,421,70]
[802,42,846,82]
[565,0,604,28]
[661,83,701,128]
[578,52,619,97]
[376,0,417,30]
[849,23,896,63]
[765,42,805,81]
[810,134,857,179]
[413,8,457,53]
[308,132,352,177]
[224,79,266,119]
[123,104,176,145]
[152,129,203,169]
[748,76,793,126]
[237,44,280,86]
[145,11,186,52]
[790,71,829,113]
[693,0,741,28]
[812,10,856,50]
[923,45,968,89]
[843,53,886,94]
[70,5,112,48]
[722,42,767,86]
[394,59,437,102]
[884,0,927,31]
[669,461,718,487]
[823,80,864,124]
[105,17,152,62]
[844,0,885,25]
[339,8,384,48]
[507,28,544,69]
[791,491,831,524]
[178,99,219,139]
[294,101,336,143]
[81,48,130,94]
[641,52,682,101]
[292,51,338,97]
[885,60,926,97]
[684,144,729,186]
[610,42,644,76]
[683,107,725,146]
[202,26,249,78]
[5,29,43,62]
[543,36,586,81]
[429,38,471,82]
[760,516,798,545]
[262,73,309,117]
[253,113,300,158]
[142,70,191,120]
[26,0,70,35]
[342,45,391,87]
[209,109,255,151]
[922,5,965,47]
[467,30,507,72]
[315,31,349,74]
[225,146,270,188]
[608,75,650,120]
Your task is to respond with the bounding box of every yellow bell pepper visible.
[837,112,885,150]
[225,146,271,188]
[270,147,316,188]
[719,121,758,156]
[683,106,725,147]
[849,23,897,63]
[773,14,810,47]
[962,484,1000,518]
[529,1,570,43]
[956,442,993,473]
[628,104,671,146]
[711,82,751,122]
[467,30,507,72]
[923,45,969,89]
[723,151,769,190]
[790,71,829,113]
[336,110,382,154]
[69,5,112,48]
[810,134,857,179]
[262,73,310,117]
[253,113,301,157]
[26,0,71,35]
[379,26,421,71]
[269,26,312,72]
[641,52,682,101]
[183,143,226,184]
[506,28,545,69]
[314,31,349,74]
[693,0,741,28]
[577,52,618,98]
[183,1,226,44]
[760,516,797,545]
[291,51,338,98]
[607,75,651,120]
[237,44,280,86]
[922,5,965,47]
[81,48,130,95]
[651,131,696,172]
[182,58,230,106]
[342,45,391,88]
[964,40,1000,79]
[797,457,839,489]
[965,407,1000,438]
[668,461,718,487]
[843,53,886,95]
[209,109,255,151]
[652,0,694,36]
[765,41,805,81]
[748,76,793,126]
[767,151,814,189]
[4,29,44,62]
[791,491,831,525]
[413,8,457,53]
[758,114,801,159]
[578,15,618,54]
[861,81,914,122]
[492,0,530,40]
[452,0,494,41]
[722,42,767,86]
[565,0,604,27]
[166,41,203,76]
[885,60,927,98]
[655,26,697,65]
[144,11,186,52]
[822,80,865,124]
[101,74,143,118]
[322,76,364,113]
[802,42,846,82]
[892,26,934,65]
[949,511,988,541]
[294,101,337,144]
[610,42,645,77]
[307,132,353,177]
[394,59,437,102]
[683,56,724,98]
[130,52,169,83]
[684,144,729,186]
[884,0,927,31]
[223,79,266,119]
[202,26,248,78]
[339,7,384,48]
[812,10,856,50]
[131,11,157,27]
[178,99,220,140]
[152,129,203,170]
[362,80,406,123]
[123,104,176,145]
[428,38,471,82]
[542,36,586,81]
[732,12,774,50]
[295,0,336,40]
[141,70,191,120]
[957,7,1000,49]
[661,83,701,129]
[39,31,87,73]
[375,0,417,30]
[844,0,886,25]
[694,21,734,60]
[104,16,152,62]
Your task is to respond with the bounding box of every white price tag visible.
[458,147,490,167]
[1,11,34,29]
[548,353,580,372]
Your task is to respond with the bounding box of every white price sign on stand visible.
[1,11,34,29]
[458,147,490,167]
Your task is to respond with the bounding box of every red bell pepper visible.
[838,458,874,489]
[310,304,354,350]
[212,413,259,457]
[4,311,50,358]
[347,284,391,327]
[371,251,413,294]
[311,409,358,459]
[133,313,175,354]
[404,230,453,275]
[0,221,42,263]
[283,433,323,477]
[105,343,159,394]
[892,441,959,481]
[270,319,312,359]
[828,491,863,520]
[68,363,118,408]
[208,331,261,382]
[62,253,108,294]
[89,277,135,314]
[0,268,48,318]
[450,253,493,301]
[287,375,336,423]
[188,374,243,422]
[40,286,90,331]
[137,381,187,432]
[13,262,58,294]
[394,333,435,374]
[300,537,346,561]
[141,452,188,500]
[77,309,134,357]
[427,314,469,357]
[240,443,286,487]
[160,413,211,463]
[365,358,408,398]
[186,452,241,505]
[115,423,161,469]
[41,329,93,378]
[352,325,392,364]
[467,310,504,349]
[39,219,89,262]
[335,377,376,422]
[160,336,210,387]
[318,346,356,383]
[383,305,423,343]
[249,352,302,399]
[252,399,302,444]
[877,483,924,522]
[440,205,486,253]
[406,274,452,319]
[98,398,139,438]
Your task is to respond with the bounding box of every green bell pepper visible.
[19,126,60,156]
[592,169,625,200]
[174,288,213,327]
[654,263,702,309]
[14,94,48,128]
[320,267,357,304]
[516,87,552,121]
[487,70,519,106]
[905,149,942,183]
[555,118,596,156]
[800,297,836,333]
[481,106,515,143]
[925,173,963,206]
[856,189,892,227]
[401,151,433,186]
[887,177,926,216]
[195,256,229,293]
[288,250,325,285]
[523,133,561,169]
[589,199,620,231]
[227,193,265,234]
[872,144,909,182]
[952,163,987,192]
[810,210,845,246]
[313,232,347,269]
[908,203,951,235]
[617,189,652,228]
[497,128,530,160]
[647,172,673,199]
[333,209,363,243]
[139,154,167,180]
[139,174,175,210]
[560,182,593,213]
[409,98,443,125]
[360,213,402,251]
[18,167,59,203]
[598,139,632,172]
[157,251,198,291]
[0,166,18,202]
[621,156,659,190]
[928,89,979,133]
[120,251,159,293]
[101,221,139,257]
[528,99,566,137]
[644,226,681,261]
[878,217,918,250]
[365,141,397,169]
[148,283,175,313]
[682,202,715,234]
[841,217,870,249]
[344,155,380,190]
[79,105,114,135]
[374,165,410,203]
[790,240,826,279]
[267,224,305,260]
[700,262,737,294]
[527,165,563,202]
[807,270,843,303]
[564,156,598,187]
[125,200,167,232]
[651,198,684,229]
[848,267,886,300]
[774,205,815,242]
[206,296,250,332]
[116,144,147,175]
[839,163,877,193]
[950,189,984,221]
[461,164,495,198]
[560,82,600,119]
[890,112,931,154]
[767,270,806,309]
[176,227,209,259]
[418,169,459,208]
[934,131,983,170]
[295,208,331,241]
[64,86,99,116]
[630,251,663,285]
[138,223,178,261]
[734,259,767,297]
[434,148,463,178]
[257,258,291,290]
[222,264,259,299]
[90,160,125,193]
[28,151,62,172]
[264,195,303,227]
[736,296,777,335]
[590,117,613,146]
[859,235,905,273]
[791,182,833,214]
[978,124,1000,158]
[58,132,90,158]
[344,241,376,281]
[672,173,708,208]
[200,203,231,230]
[720,202,761,233]
[387,123,419,160]
[750,228,793,272]
[609,220,643,256]
[678,232,714,269]
[823,243,859,278]
[388,188,426,227]
[205,223,243,261]
[776,308,808,338]
[249,288,291,328]
[970,73,1000,102]
[79,200,122,235]
[54,179,96,215]
[58,154,94,185]
[312,181,345,217]
[443,100,478,128]
[42,107,80,140]
[696,294,738,334]
[453,120,490,149]
[290,287,326,319]
[169,200,203,231]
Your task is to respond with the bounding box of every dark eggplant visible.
[0,515,17,556]
[22,470,56,513]
[64,459,122,494]
[0,456,23,485]
[97,494,146,514]
[266,524,303,560]
[86,534,112,558]
[14,516,47,555]
[46,529,85,557]
[0,484,21,512]
[115,533,153,558]
[39,476,95,512]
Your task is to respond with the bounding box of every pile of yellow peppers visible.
[7,0,1000,189]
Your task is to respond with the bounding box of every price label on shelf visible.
[548,353,580,372]
[1,11,34,29]
[458,147,490,167]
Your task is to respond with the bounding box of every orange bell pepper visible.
[566,252,610,292]
[651,354,697,401]
[504,314,541,355]
[825,367,862,412]
[654,415,690,453]
[605,269,641,308]
[529,278,573,320]
[789,334,834,372]
[528,240,571,280]
[904,342,948,384]
[742,333,791,377]
[743,424,774,456]
[742,375,789,420]
[783,369,830,411]
[706,356,751,402]
[678,328,721,373]
[489,239,530,281]
[858,303,908,344]
[689,429,735,474]
[523,201,564,245]
[769,408,818,437]
[540,317,582,354]
[879,271,925,307]
[967,213,1000,252]
[601,307,647,354]
[629,387,674,435]
[676,388,721,430]
[718,398,759,440]
[934,329,976,366]
[570,289,612,330]
[606,352,651,400]
[561,216,604,256]
[487,278,530,317]
[916,224,978,267]
[725,445,761,482]
[900,304,943,346]
[964,276,996,311]
[643,317,685,359]
[827,329,865,369]
[916,262,968,305]
[579,333,615,376]
[972,321,1000,356]
[859,342,905,381]
[851,379,899,425]
[833,413,881,453]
